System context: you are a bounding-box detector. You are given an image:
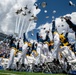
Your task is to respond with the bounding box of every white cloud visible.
[38,12,76,41]
[0,0,76,41]
[0,0,41,39]
[38,22,52,30]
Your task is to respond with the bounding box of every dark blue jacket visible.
[66,19,76,32]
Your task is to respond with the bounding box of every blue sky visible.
[36,0,76,26]
[0,0,76,41]
[28,0,76,40]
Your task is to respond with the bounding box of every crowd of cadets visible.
[0,16,76,71]
[0,41,10,58]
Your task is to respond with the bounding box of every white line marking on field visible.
[0,72,18,75]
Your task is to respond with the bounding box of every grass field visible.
[0,70,68,75]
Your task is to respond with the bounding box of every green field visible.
[0,70,68,75]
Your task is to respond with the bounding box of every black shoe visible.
[6,68,11,70]
[6,68,9,70]
[56,59,60,65]
[52,59,56,63]
[21,63,25,68]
